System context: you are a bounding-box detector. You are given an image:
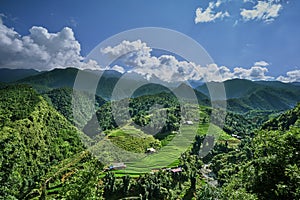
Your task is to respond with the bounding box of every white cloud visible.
[232,65,271,80]
[128,54,204,82]
[0,18,111,72]
[101,40,276,82]
[276,70,300,83]
[111,65,125,73]
[254,60,269,66]
[101,40,151,58]
[0,19,291,83]
[0,19,104,71]
[205,63,272,81]
[240,1,282,23]
[195,1,230,24]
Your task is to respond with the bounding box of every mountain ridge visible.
[8,68,300,113]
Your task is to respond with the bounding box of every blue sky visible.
[1,0,300,82]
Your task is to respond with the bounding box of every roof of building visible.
[146,147,156,152]
[171,167,182,173]
[109,162,126,169]
[186,121,193,124]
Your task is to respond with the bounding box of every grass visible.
[198,123,240,147]
[155,131,177,146]
[110,122,240,175]
[108,124,146,137]
[106,124,160,153]
[108,129,127,137]
[116,124,200,173]
[99,104,240,176]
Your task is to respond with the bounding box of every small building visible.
[151,168,160,173]
[170,167,182,173]
[146,147,156,154]
[109,162,126,170]
[185,121,194,125]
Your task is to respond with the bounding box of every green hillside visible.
[210,103,300,199]
[198,79,300,113]
[0,68,40,83]
[17,68,123,99]
[44,87,106,127]
[0,85,84,199]
[262,102,300,131]
[196,79,258,99]
[227,86,300,112]
[1,71,299,199]
[17,67,79,92]
[17,68,300,113]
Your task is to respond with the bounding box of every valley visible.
[0,68,300,199]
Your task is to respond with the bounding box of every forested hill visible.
[11,67,300,113]
[17,68,79,89]
[198,79,300,112]
[0,68,40,83]
[43,87,106,127]
[210,102,300,199]
[261,102,300,131]
[0,85,84,199]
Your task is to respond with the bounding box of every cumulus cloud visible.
[0,19,103,71]
[276,70,300,83]
[195,1,230,24]
[101,40,151,58]
[232,65,271,80]
[129,55,204,82]
[254,60,269,66]
[240,1,282,23]
[100,40,276,82]
[207,64,272,81]
[101,40,210,82]
[111,65,125,73]
[0,20,292,83]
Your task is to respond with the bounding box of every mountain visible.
[132,83,173,97]
[197,79,300,112]
[18,67,79,89]
[44,87,106,128]
[173,83,210,106]
[17,68,209,102]
[17,68,125,99]
[212,103,300,199]
[262,102,300,131]
[0,68,40,83]
[197,79,261,99]
[132,82,209,102]
[15,68,300,112]
[188,79,204,88]
[0,85,85,199]
[291,82,300,86]
[255,80,300,90]
[226,86,300,112]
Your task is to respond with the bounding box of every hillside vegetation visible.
[1,73,299,199]
[197,79,300,112]
[0,85,84,199]
[210,103,300,199]
[0,68,40,83]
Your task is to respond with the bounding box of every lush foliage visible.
[210,103,300,199]
[44,87,106,127]
[1,77,300,199]
[0,85,84,199]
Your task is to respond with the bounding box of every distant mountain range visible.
[0,68,40,82]
[197,79,300,112]
[1,67,300,113]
